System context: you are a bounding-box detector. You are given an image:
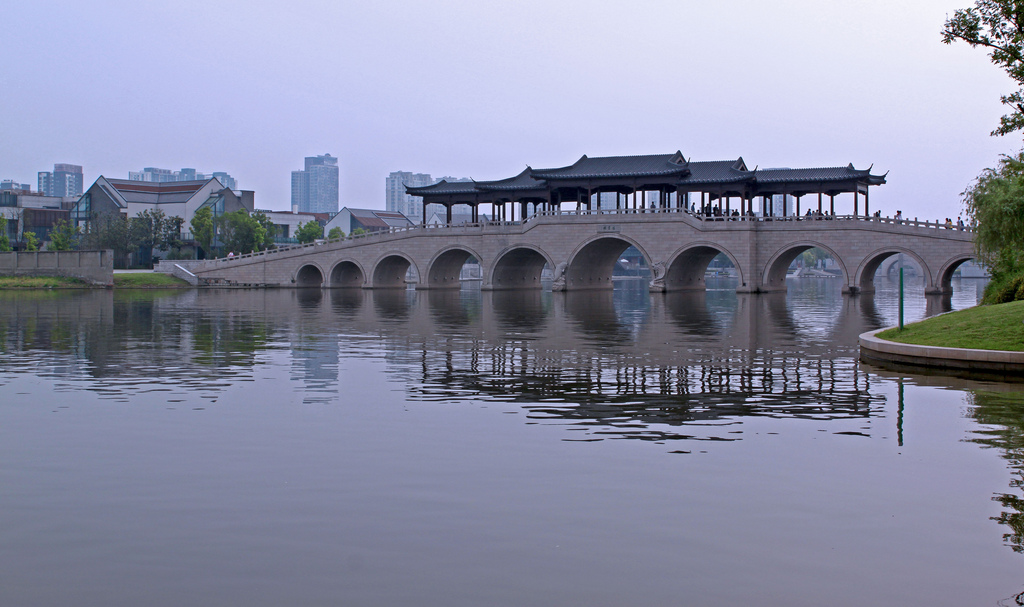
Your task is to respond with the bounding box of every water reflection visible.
[7,277,1024,603]
[0,280,905,423]
[966,389,1024,554]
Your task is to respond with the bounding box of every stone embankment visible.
[860,328,1024,377]
[0,250,113,286]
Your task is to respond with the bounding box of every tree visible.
[351,227,367,236]
[133,209,168,267]
[252,211,276,251]
[24,231,40,252]
[191,207,215,258]
[160,215,185,255]
[961,150,1024,301]
[218,210,274,255]
[943,2,1024,135]
[327,226,344,240]
[295,220,323,244]
[0,216,10,252]
[49,219,80,251]
[81,214,141,268]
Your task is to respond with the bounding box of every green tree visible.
[218,210,272,255]
[81,214,141,268]
[0,216,10,252]
[190,207,215,258]
[943,1,1024,135]
[49,219,80,251]
[351,227,367,236]
[961,151,1024,301]
[327,226,344,240]
[24,231,39,251]
[252,211,276,251]
[295,220,323,244]
[160,215,185,255]
[132,209,169,267]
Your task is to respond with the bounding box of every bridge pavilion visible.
[406,151,886,224]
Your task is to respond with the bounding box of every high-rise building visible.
[386,171,435,220]
[37,163,83,197]
[291,154,339,214]
[128,167,237,189]
[386,171,471,220]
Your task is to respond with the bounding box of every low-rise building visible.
[71,176,234,230]
[326,208,412,235]
[0,191,78,248]
[257,210,330,245]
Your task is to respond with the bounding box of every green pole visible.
[899,267,904,331]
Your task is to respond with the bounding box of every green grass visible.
[113,273,191,288]
[876,300,1024,351]
[0,275,89,288]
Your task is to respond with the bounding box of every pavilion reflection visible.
[0,284,960,421]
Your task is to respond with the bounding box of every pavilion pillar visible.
[854,191,859,217]
[864,188,870,217]
[446,204,452,224]
[818,192,822,214]
[796,196,800,217]
[830,195,835,215]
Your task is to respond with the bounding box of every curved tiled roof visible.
[531,152,688,180]
[405,152,886,199]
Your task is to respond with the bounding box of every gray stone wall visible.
[0,250,114,286]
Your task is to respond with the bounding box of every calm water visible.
[2,276,1023,606]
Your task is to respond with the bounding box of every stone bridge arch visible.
[560,235,652,291]
[371,252,419,289]
[424,245,484,290]
[328,259,365,288]
[489,244,553,290]
[762,242,848,293]
[855,247,931,294]
[935,254,978,295]
[661,242,744,292]
[295,262,326,287]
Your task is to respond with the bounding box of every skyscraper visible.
[291,154,339,214]
[386,171,471,220]
[37,163,83,197]
[386,171,435,220]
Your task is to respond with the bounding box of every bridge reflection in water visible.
[0,278,959,449]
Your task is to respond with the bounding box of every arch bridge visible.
[187,210,975,296]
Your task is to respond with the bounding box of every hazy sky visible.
[1,0,1018,220]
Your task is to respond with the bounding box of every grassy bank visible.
[113,273,191,288]
[877,300,1024,351]
[0,276,89,288]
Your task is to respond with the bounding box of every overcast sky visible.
[1,0,1018,220]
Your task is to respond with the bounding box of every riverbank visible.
[112,272,191,288]
[0,276,90,289]
[0,273,191,289]
[860,301,1024,379]
[877,300,1024,351]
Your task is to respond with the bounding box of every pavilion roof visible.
[404,151,886,199]
[679,159,751,184]
[753,164,886,186]
[475,168,547,192]
[530,152,688,180]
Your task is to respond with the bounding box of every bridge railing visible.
[524,207,974,232]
